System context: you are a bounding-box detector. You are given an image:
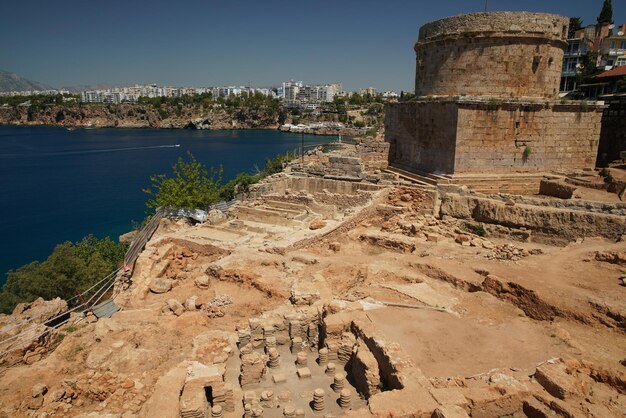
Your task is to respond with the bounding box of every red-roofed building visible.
[580,66,626,99]
[596,65,626,79]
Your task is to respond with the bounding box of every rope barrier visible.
[1,206,168,357]
[0,270,119,347]
[0,269,120,338]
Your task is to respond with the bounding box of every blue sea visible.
[0,126,332,286]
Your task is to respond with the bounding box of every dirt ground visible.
[0,178,625,417]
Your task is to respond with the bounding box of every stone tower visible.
[385,12,604,187]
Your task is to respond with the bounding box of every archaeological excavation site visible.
[1,11,626,418]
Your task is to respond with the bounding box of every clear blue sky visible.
[1,0,624,92]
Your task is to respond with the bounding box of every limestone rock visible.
[32,383,48,398]
[118,230,138,246]
[194,275,210,289]
[149,277,172,294]
[455,234,471,244]
[432,405,470,418]
[206,209,227,225]
[595,251,626,266]
[329,241,341,252]
[184,296,198,311]
[12,297,68,323]
[309,219,326,230]
[534,361,588,400]
[48,388,66,402]
[26,395,44,410]
[24,352,42,364]
[166,299,185,316]
[481,240,495,250]
[291,254,319,265]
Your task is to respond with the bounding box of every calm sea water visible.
[0,126,332,286]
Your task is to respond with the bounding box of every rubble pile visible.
[486,244,543,261]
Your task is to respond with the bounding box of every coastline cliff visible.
[0,103,281,129]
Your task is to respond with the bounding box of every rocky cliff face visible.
[0,103,281,130]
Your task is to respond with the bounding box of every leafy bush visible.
[143,152,223,210]
[219,172,261,201]
[523,146,532,161]
[262,152,292,176]
[0,236,126,314]
[466,223,486,237]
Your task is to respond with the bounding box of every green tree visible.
[0,236,126,314]
[597,0,613,25]
[143,152,223,210]
[219,172,261,200]
[568,17,583,38]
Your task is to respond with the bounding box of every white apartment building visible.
[281,81,343,108]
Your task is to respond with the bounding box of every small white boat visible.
[174,144,180,147]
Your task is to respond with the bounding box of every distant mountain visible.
[60,83,118,93]
[0,70,54,92]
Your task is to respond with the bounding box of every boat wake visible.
[65,144,182,155]
[0,144,181,158]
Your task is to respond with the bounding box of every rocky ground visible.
[0,147,625,418]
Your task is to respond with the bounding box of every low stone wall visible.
[469,188,626,216]
[249,175,383,198]
[440,191,626,242]
[349,341,381,398]
[539,179,576,199]
[357,139,390,171]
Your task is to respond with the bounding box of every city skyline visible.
[1,0,625,92]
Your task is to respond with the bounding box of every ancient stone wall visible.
[385,99,603,174]
[454,101,603,173]
[597,97,626,165]
[384,101,458,174]
[358,139,390,170]
[349,341,381,398]
[249,176,383,197]
[439,192,626,242]
[415,12,569,99]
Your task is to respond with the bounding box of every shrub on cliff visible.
[0,236,126,314]
[219,172,261,201]
[218,152,294,200]
[143,152,223,210]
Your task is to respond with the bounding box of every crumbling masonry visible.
[385,12,605,178]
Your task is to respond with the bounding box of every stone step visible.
[262,199,310,212]
[384,167,437,189]
[386,166,438,186]
[389,163,453,184]
[234,206,304,228]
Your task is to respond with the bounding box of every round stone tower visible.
[414,12,569,99]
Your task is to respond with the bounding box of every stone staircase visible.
[385,164,543,195]
[447,174,544,195]
[384,165,439,190]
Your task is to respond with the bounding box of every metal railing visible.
[207,198,239,213]
[0,207,169,357]
[123,207,166,270]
